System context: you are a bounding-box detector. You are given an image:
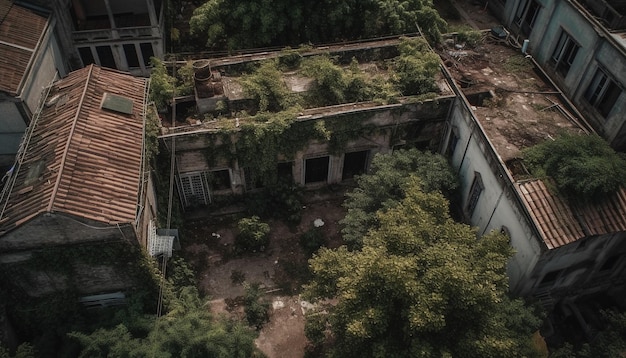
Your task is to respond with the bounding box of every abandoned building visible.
[0,65,161,303]
[0,0,165,166]
[154,34,626,315]
[489,0,626,151]
[29,0,165,76]
[0,0,66,167]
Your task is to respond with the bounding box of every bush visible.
[522,133,626,201]
[235,216,270,253]
[245,181,304,225]
[299,227,326,257]
[243,283,270,330]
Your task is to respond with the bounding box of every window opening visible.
[342,150,369,180]
[305,156,330,184]
[208,169,231,191]
[515,0,540,35]
[78,47,95,66]
[467,172,483,216]
[447,127,459,155]
[140,42,154,67]
[585,68,622,118]
[96,46,117,69]
[123,44,140,68]
[244,167,264,191]
[551,31,580,78]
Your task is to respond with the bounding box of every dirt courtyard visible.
[182,195,346,358]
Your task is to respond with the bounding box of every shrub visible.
[299,227,326,257]
[245,181,304,225]
[243,283,270,329]
[522,133,626,201]
[235,216,270,253]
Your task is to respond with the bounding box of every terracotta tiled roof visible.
[0,0,49,95]
[0,65,148,234]
[518,180,626,249]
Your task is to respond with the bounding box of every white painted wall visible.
[446,98,544,295]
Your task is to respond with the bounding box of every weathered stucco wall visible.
[446,97,544,295]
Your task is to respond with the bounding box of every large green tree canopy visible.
[341,149,458,249]
[305,176,543,357]
[189,0,447,50]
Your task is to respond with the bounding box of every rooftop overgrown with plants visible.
[522,133,626,202]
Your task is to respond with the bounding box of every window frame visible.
[584,67,622,118]
[550,30,580,78]
[514,0,541,35]
[466,172,484,216]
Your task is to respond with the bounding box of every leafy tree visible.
[305,178,543,357]
[550,309,626,358]
[189,0,447,50]
[0,343,36,358]
[236,216,271,253]
[243,283,270,330]
[70,287,260,357]
[341,148,458,248]
[522,133,626,201]
[149,57,177,111]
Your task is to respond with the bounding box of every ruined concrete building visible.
[157,30,626,315]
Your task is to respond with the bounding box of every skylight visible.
[101,92,134,115]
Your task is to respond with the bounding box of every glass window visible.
[551,31,580,78]
[467,172,483,216]
[514,0,540,35]
[585,68,622,118]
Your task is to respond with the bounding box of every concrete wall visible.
[168,98,453,205]
[497,0,626,151]
[446,97,544,295]
[0,213,137,251]
[0,102,26,167]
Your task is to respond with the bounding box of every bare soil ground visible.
[182,195,346,358]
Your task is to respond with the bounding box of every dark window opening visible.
[585,68,622,118]
[78,47,95,65]
[551,31,579,78]
[515,0,541,35]
[209,169,231,191]
[140,43,154,67]
[342,150,369,180]
[467,172,483,216]
[96,46,117,69]
[123,44,140,68]
[305,156,330,184]
[244,167,264,191]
